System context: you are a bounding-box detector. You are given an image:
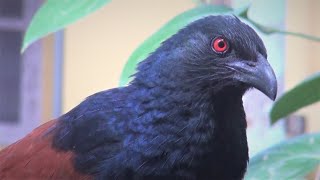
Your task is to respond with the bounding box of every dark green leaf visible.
[119,5,233,86]
[245,133,320,180]
[22,0,111,52]
[271,73,320,123]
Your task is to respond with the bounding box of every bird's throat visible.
[209,88,249,179]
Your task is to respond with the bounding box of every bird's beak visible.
[228,54,277,100]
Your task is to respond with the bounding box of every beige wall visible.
[41,35,55,123]
[286,0,320,132]
[64,0,320,132]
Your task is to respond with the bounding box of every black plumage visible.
[53,15,277,180]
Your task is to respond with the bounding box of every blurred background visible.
[0,0,319,161]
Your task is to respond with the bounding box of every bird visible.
[0,15,277,180]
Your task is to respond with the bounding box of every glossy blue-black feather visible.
[52,15,269,180]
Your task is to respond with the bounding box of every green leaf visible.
[245,133,320,180]
[22,0,111,52]
[247,18,320,42]
[191,0,205,5]
[119,5,233,86]
[273,30,320,42]
[238,9,320,42]
[270,73,320,123]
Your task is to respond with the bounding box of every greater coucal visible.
[0,15,277,180]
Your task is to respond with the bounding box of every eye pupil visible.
[218,41,225,48]
[212,37,229,53]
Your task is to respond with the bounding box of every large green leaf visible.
[22,0,111,52]
[270,73,320,124]
[245,133,320,180]
[119,5,233,86]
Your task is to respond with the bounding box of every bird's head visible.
[134,15,277,100]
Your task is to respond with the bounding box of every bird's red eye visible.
[212,37,228,53]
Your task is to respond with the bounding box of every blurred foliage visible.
[22,0,111,52]
[245,133,320,180]
[22,0,320,179]
[271,73,320,124]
